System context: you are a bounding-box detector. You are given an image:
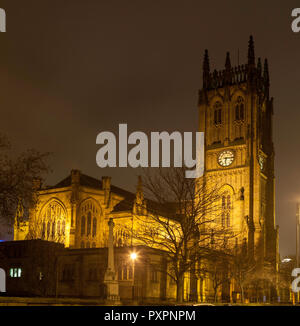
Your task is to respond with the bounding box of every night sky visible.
[0,0,300,256]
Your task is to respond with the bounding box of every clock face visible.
[218,150,235,167]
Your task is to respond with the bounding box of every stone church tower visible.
[198,36,278,268]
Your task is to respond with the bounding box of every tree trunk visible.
[176,276,184,303]
[214,289,218,303]
[240,282,244,303]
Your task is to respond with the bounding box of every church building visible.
[10,36,279,303]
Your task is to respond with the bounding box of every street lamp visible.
[130,252,138,302]
[130,252,137,261]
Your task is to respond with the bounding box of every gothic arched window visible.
[92,218,97,237]
[81,216,86,236]
[227,213,230,228]
[57,221,61,237]
[80,200,100,241]
[220,190,232,229]
[62,220,65,236]
[47,222,51,239]
[42,222,46,239]
[221,213,225,227]
[214,101,222,125]
[51,222,56,239]
[87,212,92,236]
[40,200,66,243]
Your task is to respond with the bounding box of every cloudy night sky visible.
[0,0,300,255]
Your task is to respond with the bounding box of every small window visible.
[10,268,22,278]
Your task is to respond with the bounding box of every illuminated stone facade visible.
[12,36,279,302]
[199,36,278,267]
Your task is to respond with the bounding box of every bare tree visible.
[207,252,231,303]
[126,167,235,303]
[0,133,51,228]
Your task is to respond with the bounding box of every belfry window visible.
[235,97,244,121]
[214,102,222,125]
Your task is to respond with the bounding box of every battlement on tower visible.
[201,36,270,97]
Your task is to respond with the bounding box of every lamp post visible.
[297,204,300,303]
[297,204,300,268]
[130,252,137,302]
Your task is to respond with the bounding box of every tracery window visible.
[80,200,100,245]
[51,222,55,239]
[87,212,92,236]
[40,201,66,242]
[115,229,130,247]
[92,218,97,237]
[81,216,86,236]
[57,221,61,237]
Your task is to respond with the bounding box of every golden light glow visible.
[130,252,137,261]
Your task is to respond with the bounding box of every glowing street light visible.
[130,252,138,302]
[130,252,137,261]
